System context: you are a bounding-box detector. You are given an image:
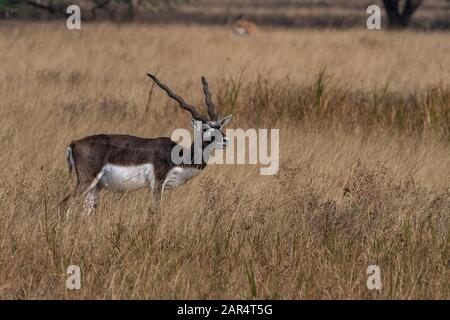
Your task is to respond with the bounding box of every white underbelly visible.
[100,163,155,193]
[162,166,202,190]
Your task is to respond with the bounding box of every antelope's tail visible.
[66,144,75,174]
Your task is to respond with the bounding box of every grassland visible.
[0,22,449,299]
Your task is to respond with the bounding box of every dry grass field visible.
[0,22,449,299]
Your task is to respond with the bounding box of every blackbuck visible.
[61,74,232,214]
[231,14,258,36]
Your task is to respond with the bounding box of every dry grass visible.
[0,23,449,299]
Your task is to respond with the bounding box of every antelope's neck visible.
[182,142,210,170]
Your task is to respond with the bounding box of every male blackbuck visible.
[61,74,232,214]
[231,14,258,36]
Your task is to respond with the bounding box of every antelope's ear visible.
[219,114,232,127]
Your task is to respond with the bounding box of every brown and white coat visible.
[62,74,232,214]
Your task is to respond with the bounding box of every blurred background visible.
[1,0,449,30]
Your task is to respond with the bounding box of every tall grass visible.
[0,23,448,299]
[233,74,450,138]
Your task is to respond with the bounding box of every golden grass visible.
[0,22,449,299]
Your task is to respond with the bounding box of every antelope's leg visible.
[82,169,105,215]
[151,183,160,201]
[146,183,162,214]
[160,181,169,204]
[83,186,100,215]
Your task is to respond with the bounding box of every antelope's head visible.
[147,73,233,149]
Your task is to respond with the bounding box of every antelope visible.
[231,14,258,36]
[61,74,232,215]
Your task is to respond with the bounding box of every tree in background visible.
[90,0,191,20]
[1,0,69,18]
[0,0,190,20]
[382,0,424,28]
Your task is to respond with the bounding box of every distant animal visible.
[231,14,258,36]
[61,74,232,215]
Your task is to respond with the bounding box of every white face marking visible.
[202,125,216,141]
[192,116,232,149]
[99,163,155,193]
[162,166,202,191]
[202,123,229,148]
